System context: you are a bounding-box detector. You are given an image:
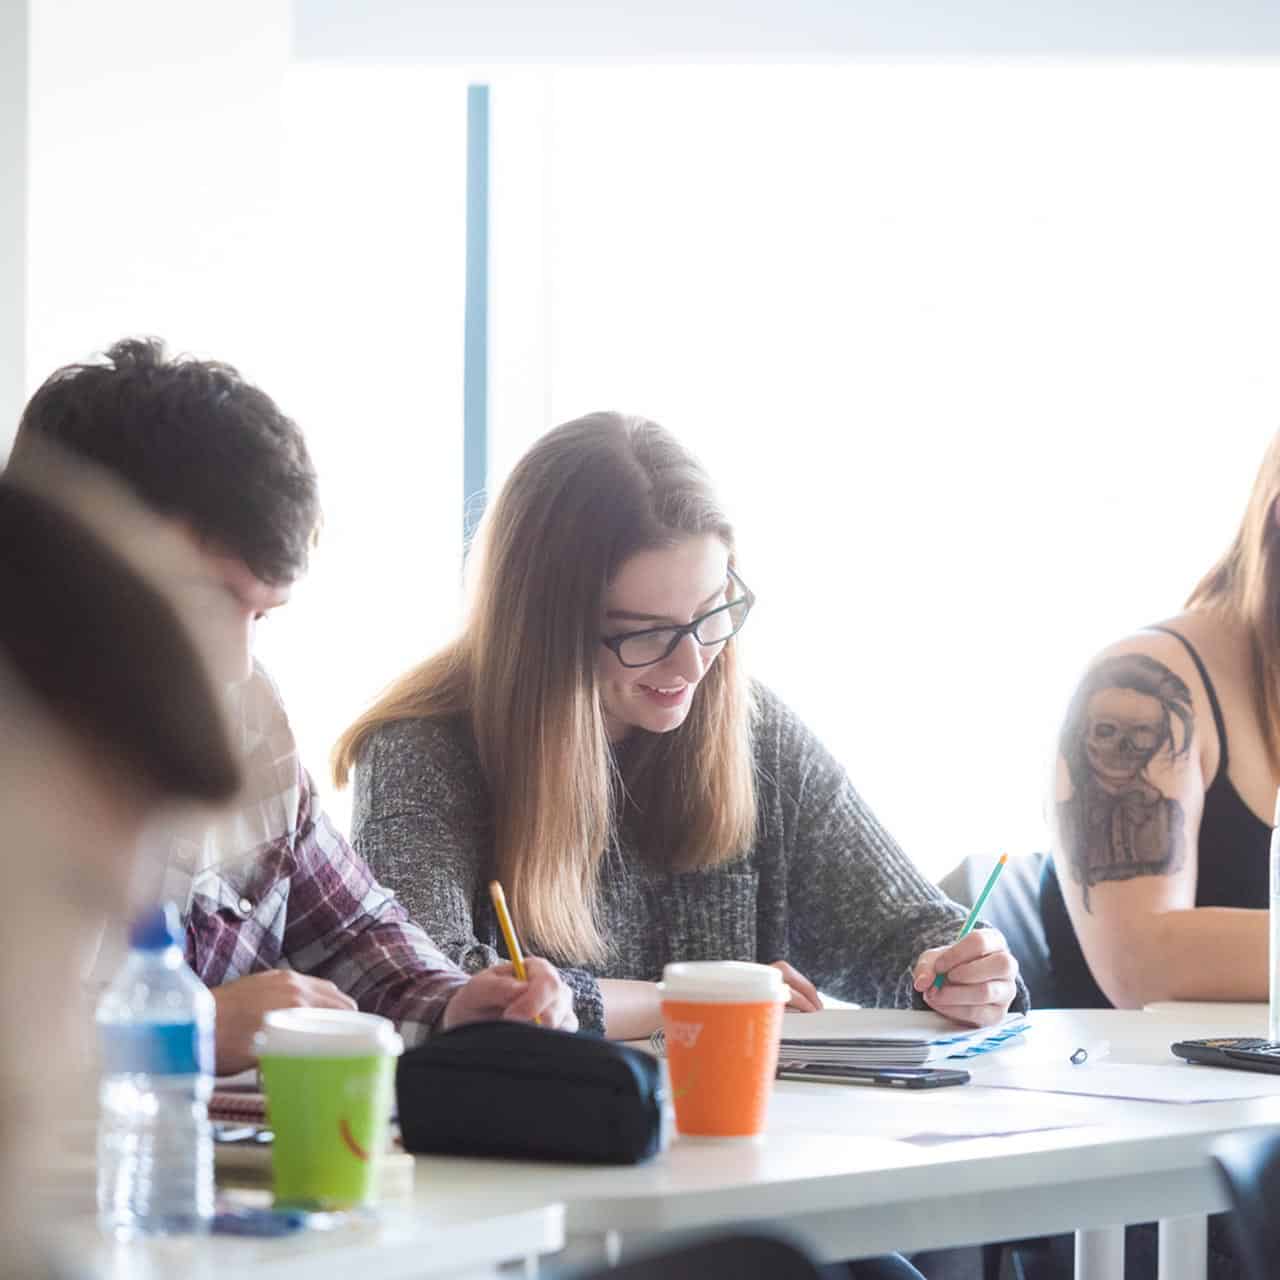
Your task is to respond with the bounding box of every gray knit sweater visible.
[351,685,1022,1033]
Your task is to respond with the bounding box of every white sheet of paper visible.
[977,1061,1280,1103]
[901,1125,1080,1147]
[897,1108,1089,1144]
[775,1076,1096,1141]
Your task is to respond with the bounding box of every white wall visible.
[294,0,1280,60]
[256,66,469,831]
[14,12,468,824]
[26,0,290,390]
[0,0,28,455]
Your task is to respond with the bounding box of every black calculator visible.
[1170,1037,1280,1075]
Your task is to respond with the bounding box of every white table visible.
[61,1009,1277,1279]
[54,1179,564,1280]
[399,1010,1280,1280]
[1142,1001,1267,1030]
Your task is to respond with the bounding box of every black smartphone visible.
[1171,1036,1280,1075]
[777,1064,970,1089]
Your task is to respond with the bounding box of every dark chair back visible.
[1038,854,1111,1008]
[572,1233,825,1280]
[1210,1128,1280,1280]
[938,852,1057,1009]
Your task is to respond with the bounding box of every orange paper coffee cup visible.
[658,961,787,1139]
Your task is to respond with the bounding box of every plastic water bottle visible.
[1271,789,1280,1043]
[96,903,215,1238]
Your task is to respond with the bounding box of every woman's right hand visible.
[442,957,578,1032]
[769,960,822,1012]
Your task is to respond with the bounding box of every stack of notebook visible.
[210,1088,267,1125]
[776,1009,1028,1070]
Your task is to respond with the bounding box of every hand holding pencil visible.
[912,855,1021,1027]
[438,883,579,1033]
[489,880,538,1024]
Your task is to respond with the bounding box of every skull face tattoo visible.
[1058,654,1194,910]
[1084,689,1167,789]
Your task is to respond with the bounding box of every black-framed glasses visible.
[599,569,755,669]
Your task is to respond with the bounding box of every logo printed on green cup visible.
[339,1117,370,1162]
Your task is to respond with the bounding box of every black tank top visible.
[1041,626,1271,1008]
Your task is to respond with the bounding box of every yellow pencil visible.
[489,880,540,1024]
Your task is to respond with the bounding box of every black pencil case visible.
[396,1020,664,1164]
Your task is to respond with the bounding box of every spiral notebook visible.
[210,1088,267,1125]
[777,1010,1028,1069]
[205,1065,267,1125]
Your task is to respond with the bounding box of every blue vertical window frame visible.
[463,83,490,547]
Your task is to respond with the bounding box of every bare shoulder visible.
[1142,609,1253,704]
[1052,616,1218,912]
[1065,626,1202,742]
[1091,612,1218,671]
[1070,613,1231,778]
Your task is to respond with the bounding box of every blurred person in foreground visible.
[0,462,241,1277]
[7,338,575,1080]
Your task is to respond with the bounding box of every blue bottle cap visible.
[129,902,182,951]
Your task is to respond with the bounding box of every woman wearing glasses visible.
[333,413,1023,1042]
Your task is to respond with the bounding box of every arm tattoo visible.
[1057,653,1193,911]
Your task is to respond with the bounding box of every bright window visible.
[277,62,1280,877]
[488,63,1280,877]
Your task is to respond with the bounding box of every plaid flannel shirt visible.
[176,665,468,1047]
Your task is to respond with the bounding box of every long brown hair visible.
[334,413,757,963]
[1186,430,1280,774]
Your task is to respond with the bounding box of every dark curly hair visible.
[15,338,319,584]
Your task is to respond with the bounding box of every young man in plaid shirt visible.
[11,338,576,1073]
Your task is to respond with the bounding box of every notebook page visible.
[778,1011,1028,1066]
[780,1009,1025,1045]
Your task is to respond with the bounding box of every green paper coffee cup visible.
[254,1008,404,1210]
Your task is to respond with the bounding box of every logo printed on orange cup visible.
[658,961,787,1140]
[665,1019,704,1049]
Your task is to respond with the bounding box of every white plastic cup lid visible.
[657,960,788,1004]
[253,1008,404,1059]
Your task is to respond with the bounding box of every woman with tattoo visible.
[1043,431,1280,1009]
[333,413,1027,1050]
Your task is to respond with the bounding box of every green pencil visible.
[933,853,1008,990]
